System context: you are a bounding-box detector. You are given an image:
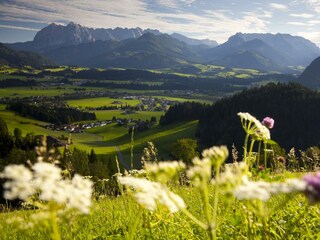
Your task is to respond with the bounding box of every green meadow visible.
[0,103,196,165]
[95,110,164,121]
[67,97,141,108]
[0,87,76,98]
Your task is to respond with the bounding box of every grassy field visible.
[67,97,141,109]
[0,182,318,239]
[94,110,164,121]
[0,105,196,166]
[0,87,76,98]
[71,120,198,167]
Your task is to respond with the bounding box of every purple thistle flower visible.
[303,172,320,204]
[262,117,275,129]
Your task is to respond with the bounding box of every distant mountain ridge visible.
[203,32,320,72]
[44,32,206,69]
[6,23,320,72]
[11,22,217,52]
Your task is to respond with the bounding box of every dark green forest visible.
[7,101,96,124]
[197,83,320,151]
[160,83,320,153]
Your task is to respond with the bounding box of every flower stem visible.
[211,166,221,240]
[50,210,61,240]
[243,133,249,164]
[180,207,208,230]
[257,141,261,167]
[264,142,267,168]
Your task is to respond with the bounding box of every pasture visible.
[67,97,141,109]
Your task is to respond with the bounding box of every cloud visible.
[0,0,272,44]
[270,3,288,10]
[290,13,314,18]
[292,0,320,13]
[0,24,40,31]
[287,22,311,26]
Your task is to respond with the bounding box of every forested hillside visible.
[197,83,320,151]
[0,43,53,68]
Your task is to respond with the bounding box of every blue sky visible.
[1,0,320,45]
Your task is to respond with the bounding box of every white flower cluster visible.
[213,161,247,189]
[118,176,185,212]
[1,163,93,214]
[202,145,229,167]
[144,161,185,183]
[237,112,270,140]
[187,146,229,187]
[186,157,211,187]
[234,176,307,201]
[127,169,147,177]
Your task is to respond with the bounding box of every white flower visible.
[67,175,93,214]
[234,177,307,201]
[39,180,69,204]
[1,165,35,200]
[118,176,185,212]
[214,161,247,188]
[187,157,212,187]
[144,161,185,183]
[32,162,61,187]
[1,163,93,214]
[237,112,270,140]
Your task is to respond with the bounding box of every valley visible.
[1,2,320,239]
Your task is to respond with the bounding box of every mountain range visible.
[5,22,320,73]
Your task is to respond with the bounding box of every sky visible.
[0,0,320,46]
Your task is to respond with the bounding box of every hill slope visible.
[0,43,53,68]
[297,57,320,88]
[197,83,320,151]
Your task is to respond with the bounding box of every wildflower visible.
[118,176,185,212]
[253,125,270,140]
[213,161,247,189]
[202,145,229,168]
[234,176,270,201]
[0,165,35,200]
[303,172,320,204]
[187,157,211,187]
[1,163,93,214]
[262,117,275,129]
[127,169,146,177]
[144,161,185,183]
[238,112,270,141]
[32,162,61,186]
[234,177,307,201]
[67,174,93,214]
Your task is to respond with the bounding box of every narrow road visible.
[115,146,130,170]
[89,132,130,170]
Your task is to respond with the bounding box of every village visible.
[45,116,157,134]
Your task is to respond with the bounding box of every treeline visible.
[0,78,37,88]
[197,83,320,151]
[7,101,96,124]
[159,83,320,153]
[83,81,190,90]
[160,101,209,125]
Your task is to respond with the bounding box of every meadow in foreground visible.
[0,112,320,239]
